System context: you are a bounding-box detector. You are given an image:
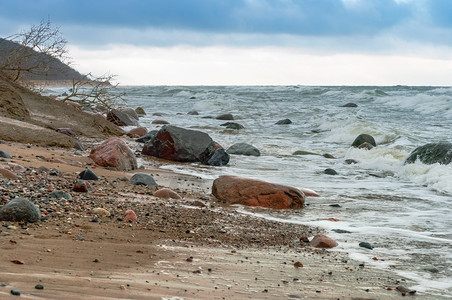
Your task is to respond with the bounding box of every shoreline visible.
[0,140,423,299]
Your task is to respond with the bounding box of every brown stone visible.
[211,175,305,209]
[126,127,148,138]
[310,234,338,248]
[89,137,137,171]
[153,188,181,199]
[152,119,169,125]
[73,180,91,193]
[0,168,19,179]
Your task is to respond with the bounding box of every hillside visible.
[0,38,85,82]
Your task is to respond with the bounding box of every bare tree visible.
[0,18,69,82]
[61,73,126,110]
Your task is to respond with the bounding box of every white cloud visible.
[68,44,452,86]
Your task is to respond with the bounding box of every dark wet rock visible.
[323,153,335,159]
[49,168,61,176]
[73,180,91,193]
[49,190,72,200]
[332,229,352,233]
[359,242,374,250]
[358,142,374,150]
[0,150,12,158]
[89,137,137,171]
[351,134,376,148]
[187,110,199,115]
[275,118,292,125]
[216,113,234,120]
[292,150,321,156]
[345,159,358,164]
[422,265,439,273]
[341,103,358,107]
[329,204,342,208]
[152,119,169,125]
[220,122,244,130]
[130,173,158,187]
[107,109,139,126]
[10,289,20,296]
[135,106,146,116]
[212,175,305,209]
[405,142,452,165]
[0,197,41,223]
[135,130,158,143]
[142,125,225,166]
[74,141,85,151]
[35,284,44,290]
[324,168,338,175]
[74,151,83,156]
[56,128,77,138]
[79,168,99,180]
[369,171,394,178]
[396,286,416,296]
[227,143,260,157]
[206,148,230,166]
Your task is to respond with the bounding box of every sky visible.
[1,0,452,85]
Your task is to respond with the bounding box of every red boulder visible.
[89,138,137,171]
[310,234,338,248]
[211,175,305,209]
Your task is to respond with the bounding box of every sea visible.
[49,85,452,298]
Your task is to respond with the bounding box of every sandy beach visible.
[0,140,417,300]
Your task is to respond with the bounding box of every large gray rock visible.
[227,143,261,156]
[351,134,376,148]
[207,148,230,166]
[142,125,229,166]
[135,130,158,143]
[130,173,158,187]
[107,109,139,126]
[0,197,41,223]
[405,142,452,165]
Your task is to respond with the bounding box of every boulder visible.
[220,122,244,130]
[126,127,148,138]
[324,168,338,175]
[130,173,158,187]
[89,138,137,171]
[0,150,12,158]
[0,197,41,223]
[120,107,139,120]
[152,119,170,125]
[107,109,139,126]
[275,118,292,125]
[216,113,234,120]
[310,234,338,248]
[206,148,230,166]
[211,175,305,209]
[341,103,358,107]
[227,143,260,156]
[135,107,146,116]
[187,110,199,115]
[142,125,226,165]
[78,168,99,180]
[153,188,181,199]
[351,134,376,148]
[135,130,158,143]
[405,142,452,165]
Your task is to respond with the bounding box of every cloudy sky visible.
[1,0,452,85]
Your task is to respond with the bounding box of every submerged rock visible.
[405,142,452,165]
[351,134,376,148]
[227,143,260,156]
[275,118,292,125]
[216,113,234,120]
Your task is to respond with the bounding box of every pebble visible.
[35,284,44,289]
[10,289,21,296]
[294,261,303,268]
[359,242,374,250]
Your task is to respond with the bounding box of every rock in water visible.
[216,113,234,120]
[341,103,358,107]
[359,242,374,250]
[275,118,292,125]
[135,106,146,116]
[227,143,261,156]
[89,138,137,171]
[212,175,305,209]
[310,234,338,248]
[405,142,452,165]
[130,173,158,187]
[206,148,230,166]
[324,168,338,175]
[0,197,41,223]
[351,134,376,148]
[142,125,228,165]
